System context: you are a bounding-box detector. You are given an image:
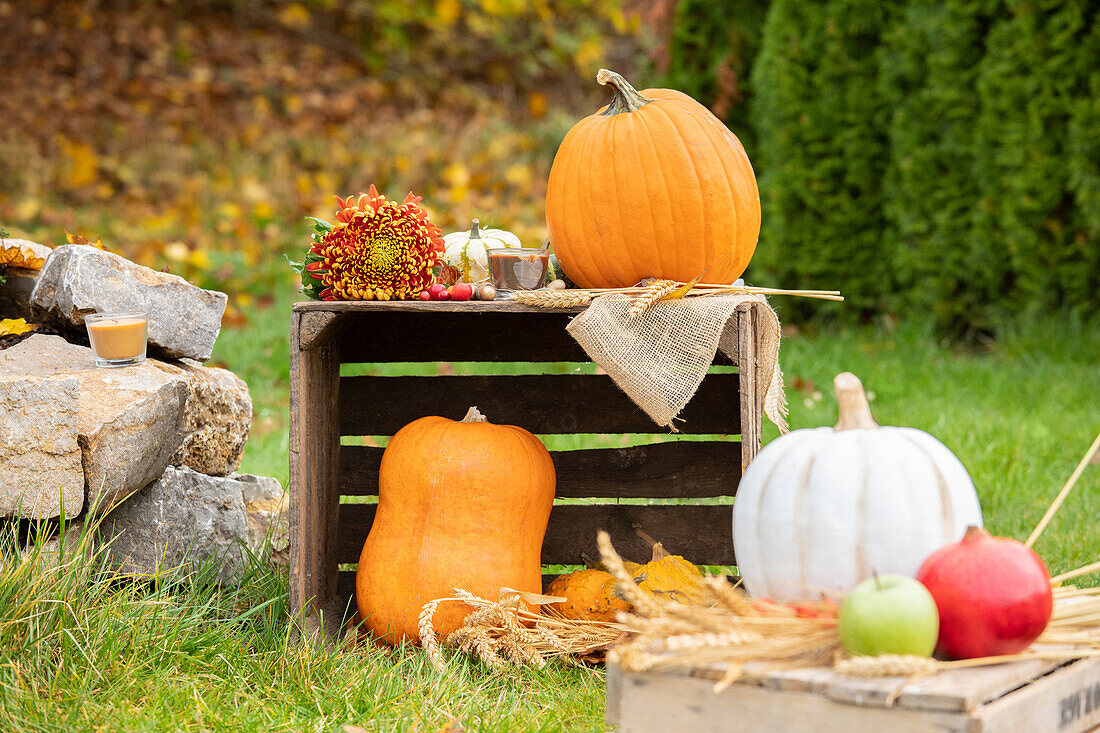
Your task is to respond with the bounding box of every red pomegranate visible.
[916,526,1053,659]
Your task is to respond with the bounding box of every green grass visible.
[0,521,603,732]
[3,308,1094,732]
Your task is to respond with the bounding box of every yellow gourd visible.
[632,543,708,605]
[545,568,629,622]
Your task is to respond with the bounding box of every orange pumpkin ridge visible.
[356,406,556,645]
[546,69,760,288]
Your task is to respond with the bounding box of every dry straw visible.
[418,588,632,673]
[509,281,844,309]
[595,530,1100,693]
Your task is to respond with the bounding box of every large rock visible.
[0,239,53,319]
[99,467,286,584]
[151,359,252,475]
[30,244,227,361]
[241,473,289,554]
[0,335,188,512]
[0,371,84,518]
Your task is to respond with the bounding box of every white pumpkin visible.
[442,219,522,283]
[732,372,983,601]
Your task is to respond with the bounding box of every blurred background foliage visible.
[663,0,1100,336]
[2,0,1097,339]
[0,0,643,318]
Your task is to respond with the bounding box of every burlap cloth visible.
[566,294,788,433]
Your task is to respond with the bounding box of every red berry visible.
[427,283,448,298]
[436,290,451,301]
[418,290,431,301]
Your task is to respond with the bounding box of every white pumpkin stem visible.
[460,406,488,423]
[833,372,879,431]
[469,219,481,239]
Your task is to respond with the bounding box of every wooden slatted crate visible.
[289,300,764,633]
[605,657,1100,732]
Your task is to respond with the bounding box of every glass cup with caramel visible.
[85,312,148,367]
[486,248,549,297]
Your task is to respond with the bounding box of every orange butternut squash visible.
[356,406,556,644]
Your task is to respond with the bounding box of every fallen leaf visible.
[0,242,46,271]
[65,230,108,250]
[0,318,36,336]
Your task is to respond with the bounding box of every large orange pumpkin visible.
[545,69,761,288]
[356,406,555,645]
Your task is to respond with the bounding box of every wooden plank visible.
[298,311,351,351]
[335,503,736,566]
[338,441,743,498]
[339,309,591,363]
[336,309,738,364]
[976,658,1100,733]
[288,311,342,620]
[339,374,742,436]
[894,659,1066,713]
[737,307,761,470]
[604,665,969,733]
[293,299,587,314]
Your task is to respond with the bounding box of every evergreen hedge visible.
[658,0,1100,334]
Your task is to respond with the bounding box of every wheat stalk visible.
[834,655,940,678]
[652,630,765,651]
[508,282,844,308]
[510,290,592,308]
[628,279,678,317]
[702,576,757,616]
[597,531,663,617]
[418,598,446,672]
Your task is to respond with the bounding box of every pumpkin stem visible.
[650,542,669,562]
[460,406,488,423]
[833,372,879,431]
[469,219,481,239]
[597,69,652,116]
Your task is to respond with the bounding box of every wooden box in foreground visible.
[606,657,1100,733]
[289,300,764,633]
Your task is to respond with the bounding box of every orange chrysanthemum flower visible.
[301,185,444,301]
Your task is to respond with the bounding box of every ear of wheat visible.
[510,290,592,308]
[627,279,679,317]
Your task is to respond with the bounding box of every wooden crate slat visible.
[975,658,1100,732]
[339,310,589,363]
[606,659,1100,733]
[335,502,735,566]
[338,441,742,498]
[339,374,742,436]
[605,667,968,733]
[293,300,587,314]
[894,659,1067,713]
[288,313,342,619]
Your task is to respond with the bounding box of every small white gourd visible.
[442,219,522,283]
[732,372,983,601]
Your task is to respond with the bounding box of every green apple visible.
[839,574,939,657]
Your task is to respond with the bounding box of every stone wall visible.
[0,240,284,582]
